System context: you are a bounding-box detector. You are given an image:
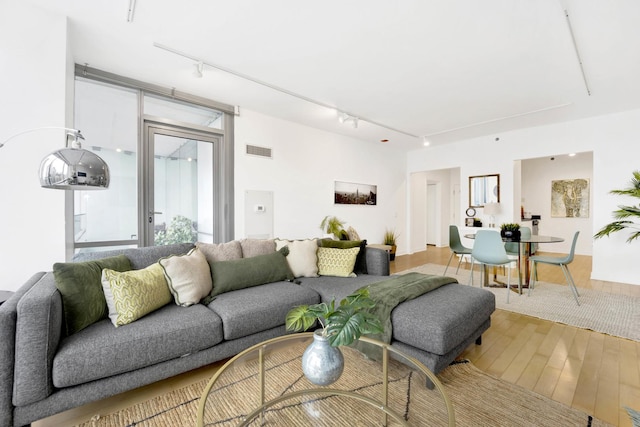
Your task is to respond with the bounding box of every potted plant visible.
[500,223,521,240]
[285,288,383,385]
[383,229,399,260]
[319,215,348,240]
[594,170,640,242]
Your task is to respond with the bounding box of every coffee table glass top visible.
[197,333,455,426]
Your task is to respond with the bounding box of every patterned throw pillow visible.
[101,263,172,327]
[317,247,361,277]
[159,248,213,306]
[275,238,319,278]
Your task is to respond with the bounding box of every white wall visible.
[521,152,593,255]
[407,110,640,286]
[234,109,407,249]
[0,3,70,290]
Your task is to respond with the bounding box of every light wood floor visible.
[35,247,640,427]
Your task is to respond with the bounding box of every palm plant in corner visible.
[594,170,640,242]
[285,287,383,386]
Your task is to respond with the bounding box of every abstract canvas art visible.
[551,179,590,218]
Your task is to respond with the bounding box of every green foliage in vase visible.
[499,223,521,232]
[285,288,383,347]
[594,170,640,242]
[154,215,197,246]
[383,229,399,245]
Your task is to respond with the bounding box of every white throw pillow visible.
[275,238,319,278]
[159,248,213,307]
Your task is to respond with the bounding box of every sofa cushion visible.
[204,247,294,302]
[53,255,132,335]
[319,239,368,274]
[159,247,212,306]
[298,274,388,303]
[275,238,319,278]
[196,240,242,263]
[390,283,495,355]
[317,247,360,277]
[207,281,320,340]
[52,303,224,388]
[101,263,172,327]
[239,238,275,258]
[73,243,194,270]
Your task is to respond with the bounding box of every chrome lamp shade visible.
[39,147,110,190]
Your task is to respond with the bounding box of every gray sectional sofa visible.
[0,239,495,426]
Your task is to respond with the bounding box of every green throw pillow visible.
[203,247,293,303]
[317,247,361,277]
[101,263,172,327]
[53,255,132,335]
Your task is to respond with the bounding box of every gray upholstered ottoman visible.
[390,282,495,377]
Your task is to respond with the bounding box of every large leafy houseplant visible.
[285,288,383,347]
[594,170,640,242]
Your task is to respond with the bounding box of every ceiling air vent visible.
[246,144,273,159]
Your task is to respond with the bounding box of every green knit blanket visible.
[361,272,458,346]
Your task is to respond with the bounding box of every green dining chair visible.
[529,231,580,305]
[444,225,473,275]
[469,230,519,303]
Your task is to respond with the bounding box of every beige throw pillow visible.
[317,247,361,278]
[275,238,319,278]
[196,241,242,263]
[159,248,213,307]
[101,263,172,327]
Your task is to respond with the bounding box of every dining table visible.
[464,232,565,293]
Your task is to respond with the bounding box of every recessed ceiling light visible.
[568,153,576,157]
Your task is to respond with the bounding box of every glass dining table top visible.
[463,232,564,244]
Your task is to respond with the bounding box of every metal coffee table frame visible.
[197,332,455,426]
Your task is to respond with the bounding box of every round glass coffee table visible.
[197,333,455,426]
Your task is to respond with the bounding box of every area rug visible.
[401,263,640,342]
[77,359,609,426]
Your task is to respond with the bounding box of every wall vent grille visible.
[246,144,273,159]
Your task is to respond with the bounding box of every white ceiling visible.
[24,0,640,151]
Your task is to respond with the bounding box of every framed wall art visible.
[551,178,589,218]
[334,181,377,205]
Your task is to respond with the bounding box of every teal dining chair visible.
[469,230,519,303]
[444,225,473,275]
[529,231,581,305]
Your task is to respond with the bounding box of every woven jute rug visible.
[78,358,609,427]
[401,263,640,342]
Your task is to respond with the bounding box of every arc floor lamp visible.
[0,127,110,190]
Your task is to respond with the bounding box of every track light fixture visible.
[194,61,204,78]
[338,112,358,128]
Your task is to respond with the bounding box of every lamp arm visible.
[0,127,83,149]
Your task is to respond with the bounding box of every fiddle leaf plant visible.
[594,170,640,243]
[285,287,383,347]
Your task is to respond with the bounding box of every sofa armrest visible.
[365,247,390,276]
[13,272,63,406]
[0,272,48,427]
